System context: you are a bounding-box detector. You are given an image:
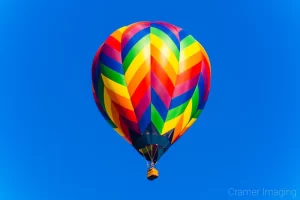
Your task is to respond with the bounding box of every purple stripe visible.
[121,116,140,133]
[201,62,210,101]
[135,88,151,120]
[172,75,199,98]
[151,72,171,108]
[101,43,122,63]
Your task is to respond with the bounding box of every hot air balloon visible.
[91,21,211,181]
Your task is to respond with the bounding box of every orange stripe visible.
[127,57,150,95]
[111,30,123,41]
[176,61,202,85]
[151,45,177,85]
[171,115,184,143]
[111,103,121,128]
[106,88,133,110]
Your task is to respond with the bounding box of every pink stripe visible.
[121,22,150,49]
[135,88,151,120]
[151,72,171,108]
[101,43,122,63]
[173,26,182,32]
[172,75,199,98]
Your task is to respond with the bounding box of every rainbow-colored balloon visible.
[92,21,211,180]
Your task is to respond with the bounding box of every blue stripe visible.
[170,87,195,109]
[198,73,206,110]
[178,29,189,41]
[150,23,180,51]
[138,105,151,134]
[151,88,168,120]
[99,52,124,74]
[121,27,150,61]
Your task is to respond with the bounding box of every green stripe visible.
[107,119,117,128]
[151,27,180,60]
[151,104,164,134]
[166,101,189,121]
[193,110,202,118]
[100,63,126,86]
[122,34,150,72]
[180,35,196,49]
[191,85,199,118]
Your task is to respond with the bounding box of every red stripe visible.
[105,36,121,52]
[113,102,137,123]
[135,88,151,120]
[131,73,150,108]
[151,56,174,96]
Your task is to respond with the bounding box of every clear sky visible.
[0,0,299,200]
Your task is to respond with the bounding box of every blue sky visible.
[0,0,299,200]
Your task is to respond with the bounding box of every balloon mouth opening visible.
[133,133,173,163]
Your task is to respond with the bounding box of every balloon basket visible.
[147,167,159,181]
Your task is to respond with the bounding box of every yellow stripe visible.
[103,88,113,122]
[187,118,197,128]
[101,74,130,99]
[180,42,201,62]
[162,114,182,134]
[150,34,179,74]
[118,26,128,33]
[114,128,125,137]
[180,118,197,137]
[125,44,150,84]
[182,100,193,130]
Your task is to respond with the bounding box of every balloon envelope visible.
[92,21,211,163]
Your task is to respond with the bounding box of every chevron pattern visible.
[92,21,211,145]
